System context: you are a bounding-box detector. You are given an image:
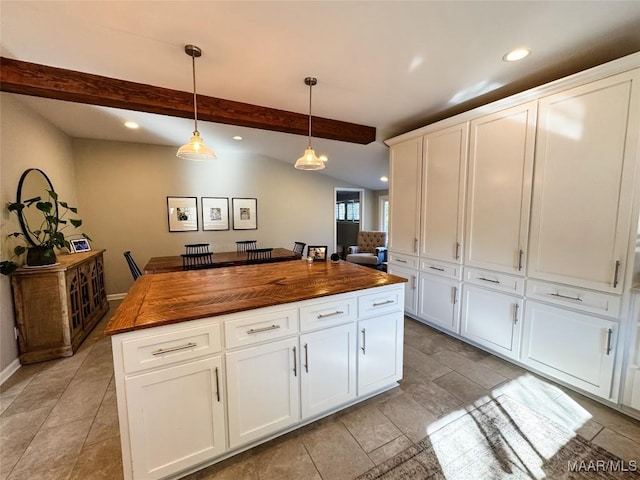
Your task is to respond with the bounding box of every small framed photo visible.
[202,197,229,231]
[167,196,198,232]
[307,245,327,261]
[232,198,258,230]
[69,238,91,253]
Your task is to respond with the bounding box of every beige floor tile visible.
[477,353,527,380]
[368,435,414,465]
[403,328,444,356]
[69,435,123,480]
[403,345,451,381]
[433,371,489,404]
[7,417,93,480]
[192,457,258,480]
[377,392,437,443]
[85,380,119,446]
[251,436,321,480]
[567,391,640,442]
[0,406,50,479]
[301,420,374,480]
[432,350,507,389]
[403,378,463,418]
[0,363,45,397]
[592,427,640,463]
[1,368,75,418]
[0,395,17,416]
[340,403,403,452]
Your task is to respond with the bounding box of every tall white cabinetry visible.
[386,54,640,411]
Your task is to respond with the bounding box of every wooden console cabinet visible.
[11,249,108,364]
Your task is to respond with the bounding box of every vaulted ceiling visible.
[2,1,639,189]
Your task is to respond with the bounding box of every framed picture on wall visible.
[167,196,198,232]
[232,197,258,230]
[202,197,229,231]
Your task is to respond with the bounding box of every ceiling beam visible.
[0,57,376,145]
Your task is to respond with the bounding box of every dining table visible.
[143,248,301,274]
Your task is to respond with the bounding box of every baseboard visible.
[107,293,128,301]
[0,358,21,385]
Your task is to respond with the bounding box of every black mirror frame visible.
[16,168,58,247]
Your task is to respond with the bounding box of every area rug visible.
[357,395,639,479]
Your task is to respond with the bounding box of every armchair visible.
[345,231,387,268]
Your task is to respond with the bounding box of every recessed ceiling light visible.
[503,48,531,62]
[380,176,388,182]
[232,135,243,141]
[319,154,328,162]
[124,121,139,129]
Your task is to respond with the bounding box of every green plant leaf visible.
[13,245,26,256]
[7,202,24,213]
[48,190,58,201]
[70,219,82,228]
[36,201,53,214]
[0,261,18,276]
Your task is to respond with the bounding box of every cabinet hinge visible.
[14,327,19,339]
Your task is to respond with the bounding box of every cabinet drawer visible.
[225,308,298,349]
[525,280,621,318]
[464,267,525,295]
[420,258,462,280]
[121,322,222,374]
[388,252,419,269]
[358,287,403,318]
[300,297,357,331]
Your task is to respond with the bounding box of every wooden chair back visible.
[246,248,273,263]
[236,240,257,253]
[185,243,210,255]
[123,251,143,280]
[182,252,215,270]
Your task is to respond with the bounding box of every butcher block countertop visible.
[105,260,406,335]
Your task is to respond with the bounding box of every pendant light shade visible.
[177,44,216,161]
[295,77,325,171]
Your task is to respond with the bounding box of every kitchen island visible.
[106,260,406,480]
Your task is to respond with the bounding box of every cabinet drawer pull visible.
[549,292,582,302]
[455,242,460,260]
[304,343,309,373]
[613,260,621,288]
[452,286,458,305]
[430,266,445,272]
[414,238,418,253]
[151,342,197,356]
[411,275,417,290]
[478,277,500,284]
[317,310,344,319]
[606,329,613,355]
[373,300,395,307]
[293,346,297,377]
[396,259,407,264]
[215,367,220,402]
[247,324,281,334]
[513,303,520,324]
[361,329,366,354]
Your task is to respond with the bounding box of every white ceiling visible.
[2,1,639,190]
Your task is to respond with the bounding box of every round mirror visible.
[16,168,58,247]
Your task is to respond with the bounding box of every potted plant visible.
[0,190,90,275]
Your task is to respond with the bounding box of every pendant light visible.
[177,44,216,161]
[294,77,325,170]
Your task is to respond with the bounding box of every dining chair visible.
[185,243,210,255]
[123,251,143,280]
[246,248,273,263]
[182,252,215,270]
[292,241,306,256]
[236,240,257,253]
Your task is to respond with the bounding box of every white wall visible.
[0,93,78,375]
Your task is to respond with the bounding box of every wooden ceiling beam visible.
[0,57,376,145]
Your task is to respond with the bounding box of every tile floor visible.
[1,300,639,480]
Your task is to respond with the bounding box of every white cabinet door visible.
[528,70,640,293]
[389,137,422,256]
[461,285,522,359]
[300,323,357,418]
[418,274,461,334]
[226,337,299,448]
[358,312,404,396]
[421,122,468,263]
[387,264,418,316]
[125,356,226,479]
[465,102,536,275]
[522,301,617,399]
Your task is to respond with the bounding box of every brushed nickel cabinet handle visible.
[550,292,582,302]
[317,310,344,319]
[215,367,220,402]
[479,277,500,284]
[373,300,394,307]
[513,304,519,324]
[397,259,407,264]
[247,324,281,334]
[152,342,197,356]
[304,343,309,373]
[411,275,417,290]
[452,286,458,305]
[361,329,366,354]
[613,260,621,288]
[414,238,418,253]
[293,346,297,377]
[455,242,461,260]
[606,329,613,355]
[430,266,445,272]
[518,250,524,271]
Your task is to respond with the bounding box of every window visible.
[335,200,360,221]
[379,195,389,232]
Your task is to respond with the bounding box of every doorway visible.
[334,188,364,259]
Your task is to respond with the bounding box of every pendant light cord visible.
[191,52,199,134]
[307,81,312,146]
